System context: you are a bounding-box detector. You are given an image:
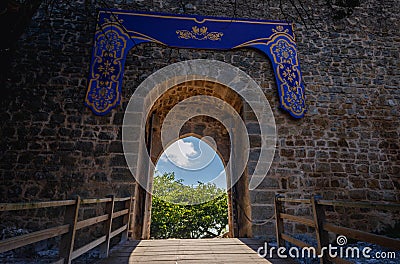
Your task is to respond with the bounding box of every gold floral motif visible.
[271,39,296,65]
[98,60,115,77]
[272,25,289,34]
[282,67,296,83]
[270,38,305,116]
[104,15,124,24]
[99,32,123,53]
[176,26,223,41]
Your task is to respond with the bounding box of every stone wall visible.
[1,0,399,239]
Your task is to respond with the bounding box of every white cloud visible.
[159,137,217,171]
[161,140,198,167]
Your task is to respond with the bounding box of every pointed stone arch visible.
[122,59,276,239]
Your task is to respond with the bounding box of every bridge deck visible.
[96,238,296,264]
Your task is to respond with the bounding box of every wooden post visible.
[129,193,136,239]
[141,113,157,240]
[100,195,115,258]
[274,194,285,247]
[141,190,152,239]
[311,195,330,264]
[132,184,146,239]
[59,195,80,264]
[121,196,133,243]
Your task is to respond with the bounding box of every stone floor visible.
[95,238,297,264]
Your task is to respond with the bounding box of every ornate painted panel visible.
[86,9,306,118]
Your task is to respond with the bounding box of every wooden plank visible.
[70,235,107,260]
[81,198,112,205]
[280,233,313,248]
[280,213,315,227]
[76,214,109,230]
[59,196,80,264]
[114,197,132,202]
[100,195,115,258]
[98,238,297,264]
[128,195,136,240]
[0,200,75,211]
[0,224,69,253]
[110,224,128,239]
[311,195,329,264]
[318,200,400,210]
[324,223,400,251]
[277,197,311,204]
[132,184,146,240]
[140,115,157,240]
[0,197,133,210]
[121,196,133,242]
[112,209,129,219]
[274,195,285,247]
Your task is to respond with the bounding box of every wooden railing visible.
[274,194,400,264]
[0,195,134,264]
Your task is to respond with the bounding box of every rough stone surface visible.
[0,0,399,240]
[147,80,243,164]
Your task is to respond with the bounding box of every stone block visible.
[250,190,275,204]
[246,122,261,135]
[281,149,294,158]
[76,141,93,152]
[91,172,108,182]
[110,155,127,167]
[315,162,330,172]
[50,114,65,124]
[109,141,123,153]
[98,131,115,140]
[251,205,274,221]
[349,190,366,200]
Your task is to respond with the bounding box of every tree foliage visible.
[150,173,228,239]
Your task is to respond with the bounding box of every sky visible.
[155,136,227,190]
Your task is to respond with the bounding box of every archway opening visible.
[150,136,229,239]
[140,80,251,239]
[123,61,276,239]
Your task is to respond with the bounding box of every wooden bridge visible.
[96,238,293,264]
[0,194,399,264]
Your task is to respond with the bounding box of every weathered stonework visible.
[122,59,274,238]
[0,0,399,241]
[147,80,243,164]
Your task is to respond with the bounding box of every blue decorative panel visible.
[86,10,306,118]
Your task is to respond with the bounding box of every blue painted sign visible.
[86,9,306,118]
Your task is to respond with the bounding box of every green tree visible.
[150,172,228,239]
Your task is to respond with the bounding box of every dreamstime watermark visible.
[257,236,396,259]
[257,235,398,260]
